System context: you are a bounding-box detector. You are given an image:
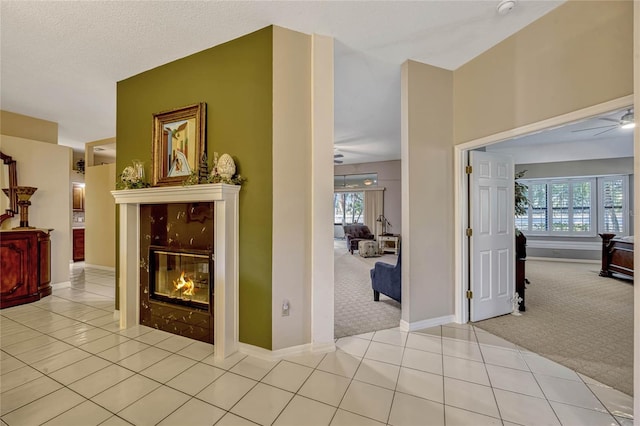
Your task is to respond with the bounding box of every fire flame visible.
[173,272,196,296]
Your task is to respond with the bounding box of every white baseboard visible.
[84,264,116,272]
[527,257,599,264]
[399,314,456,332]
[238,341,336,361]
[52,281,71,290]
[113,310,120,320]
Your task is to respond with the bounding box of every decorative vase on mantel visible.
[14,186,37,229]
[217,154,236,179]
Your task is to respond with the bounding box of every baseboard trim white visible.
[238,341,336,361]
[399,315,456,332]
[84,264,116,272]
[52,281,71,290]
[113,310,120,320]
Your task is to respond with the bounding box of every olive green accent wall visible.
[116,27,274,349]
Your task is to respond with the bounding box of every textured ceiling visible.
[1,0,565,163]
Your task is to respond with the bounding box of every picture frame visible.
[152,103,206,187]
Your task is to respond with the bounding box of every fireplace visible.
[149,247,212,308]
[112,183,240,359]
[140,202,215,343]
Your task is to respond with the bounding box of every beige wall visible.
[334,160,401,234]
[272,26,313,350]
[0,110,58,145]
[85,137,116,167]
[85,163,116,269]
[310,34,335,345]
[401,60,455,325]
[454,1,633,144]
[0,135,71,285]
[271,27,335,350]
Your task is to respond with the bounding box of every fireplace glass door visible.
[150,247,211,309]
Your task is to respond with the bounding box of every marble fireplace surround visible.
[112,184,240,360]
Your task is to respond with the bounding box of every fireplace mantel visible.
[112,183,240,359]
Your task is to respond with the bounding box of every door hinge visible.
[465,165,473,174]
[466,290,473,299]
[466,228,473,237]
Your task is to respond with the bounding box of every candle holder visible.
[13,186,37,229]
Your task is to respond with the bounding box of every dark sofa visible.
[370,250,401,303]
[343,224,375,254]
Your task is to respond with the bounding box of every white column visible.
[118,202,140,329]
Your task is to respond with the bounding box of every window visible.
[517,175,629,236]
[598,175,629,235]
[334,192,364,225]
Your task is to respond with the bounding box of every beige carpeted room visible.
[334,239,401,338]
[332,162,403,339]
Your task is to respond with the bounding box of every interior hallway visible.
[0,264,633,425]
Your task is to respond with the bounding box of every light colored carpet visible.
[474,260,634,396]
[334,240,401,338]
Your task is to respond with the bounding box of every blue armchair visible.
[370,250,401,303]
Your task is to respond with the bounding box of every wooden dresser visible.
[0,229,52,309]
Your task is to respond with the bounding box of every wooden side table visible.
[378,234,400,254]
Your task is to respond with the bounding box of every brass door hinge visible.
[466,228,473,237]
[466,290,473,299]
[465,165,473,174]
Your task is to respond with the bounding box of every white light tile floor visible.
[0,264,635,425]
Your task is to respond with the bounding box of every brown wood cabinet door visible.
[72,183,84,211]
[73,228,85,261]
[38,234,52,297]
[1,236,38,307]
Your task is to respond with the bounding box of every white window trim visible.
[597,175,629,236]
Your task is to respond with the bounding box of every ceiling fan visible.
[334,149,344,164]
[572,109,635,136]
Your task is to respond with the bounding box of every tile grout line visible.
[473,324,506,425]
[3,265,632,426]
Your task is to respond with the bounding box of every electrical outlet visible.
[282,300,290,316]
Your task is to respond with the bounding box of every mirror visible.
[0,151,18,225]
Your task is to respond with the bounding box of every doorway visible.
[455,96,635,324]
[455,97,635,396]
[333,171,401,338]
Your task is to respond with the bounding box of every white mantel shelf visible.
[112,183,240,204]
[111,183,240,360]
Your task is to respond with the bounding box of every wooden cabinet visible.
[72,183,85,211]
[73,228,85,262]
[1,229,52,309]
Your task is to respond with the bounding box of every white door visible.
[469,151,514,322]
